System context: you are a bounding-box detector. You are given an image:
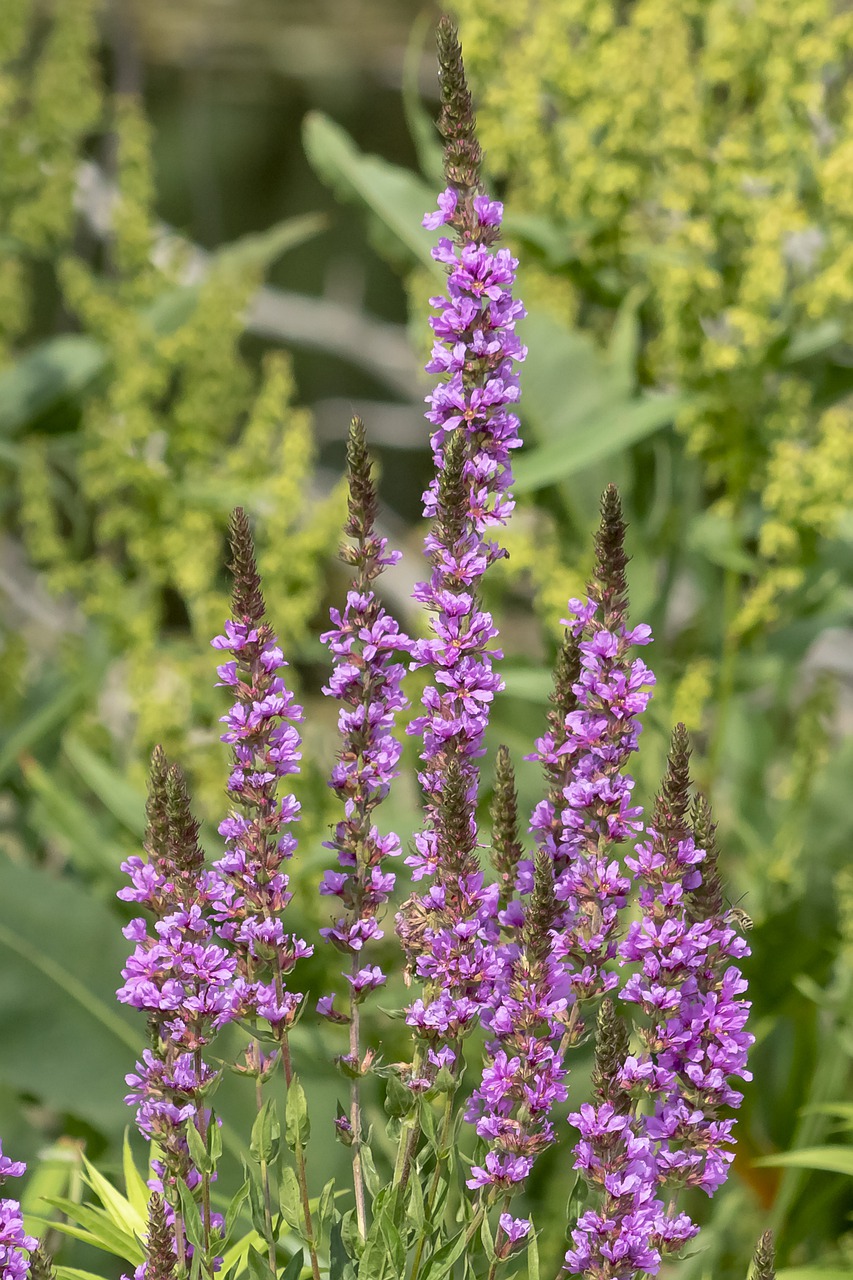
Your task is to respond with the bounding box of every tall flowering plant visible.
[1,18,762,1280]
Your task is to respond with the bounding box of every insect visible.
[725,895,753,932]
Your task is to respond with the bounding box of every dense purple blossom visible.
[0,1144,35,1280]
[210,510,312,1031]
[118,751,237,1212]
[528,489,655,1019]
[619,735,753,1207]
[318,419,409,1021]
[465,849,570,1192]
[562,1001,698,1279]
[398,182,524,1065]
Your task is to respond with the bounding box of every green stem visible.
[281,1032,322,1280]
[349,958,368,1240]
[392,1044,427,1193]
[254,1046,278,1272]
[408,1085,456,1280]
[486,1194,513,1280]
[193,1048,213,1276]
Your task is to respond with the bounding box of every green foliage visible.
[1,6,852,1280]
[449,0,853,634]
[1,4,345,815]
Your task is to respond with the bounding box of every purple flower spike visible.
[0,1143,36,1280]
[211,508,312,1031]
[466,847,569,1193]
[118,752,235,1215]
[563,1001,695,1279]
[318,418,409,1016]
[620,737,752,1208]
[399,17,525,1080]
[528,487,655,1025]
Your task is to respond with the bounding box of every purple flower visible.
[619,738,753,1207]
[118,751,238,1206]
[399,183,525,1073]
[210,510,312,1031]
[318,421,409,1014]
[0,1144,35,1280]
[527,489,654,1026]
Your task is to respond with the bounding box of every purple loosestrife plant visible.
[465,489,653,1243]
[210,510,320,1280]
[210,508,311,1034]
[118,751,236,1275]
[393,23,525,1205]
[317,416,410,1235]
[619,732,752,1212]
[0,1144,36,1280]
[77,20,759,1280]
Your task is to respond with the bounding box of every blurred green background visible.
[1,1,852,1277]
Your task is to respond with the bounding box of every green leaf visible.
[329,1220,357,1280]
[21,756,118,880]
[419,1226,470,1280]
[246,1245,276,1280]
[279,1166,302,1229]
[480,1212,496,1264]
[176,1180,207,1253]
[0,335,106,437]
[0,858,144,1131]
[406,1170,425,1231]
[359,1143,381,1198]
[777,1272,853,1280]
[605,287,645,397]
[81,1154,145,1235]
[527,1220,540,1280]
[224,1179,251,1245]
[250,1099,281,1165]
[384,1072,415,1119]
[55,1268,119,1280]
[784,321,843,363]
[302,112,440,273]
[357,1226,385,1280]
[37,1199,143,1265]
[511,309,682,491]
[219,1228,267,1277]
[754,1146,853,1177]
[419,1099,439,1150]
[687,510,758,574]
[62,733,147,837]
[186,1119,215,1176]
[317,1178,336,1240]
[280,1251,305,1280]
[0,670,103,785]
[122,1131,150,1221]
[377,1207,405,1277]
[246,1165,269,1237]
[514,392,681,492]
[285,1076,311,1148]
[341,1208,363,1261]
[144,214,327,336]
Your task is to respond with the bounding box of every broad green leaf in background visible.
[0,214,326,439]
[143,213,328,335]
[0,667,105,786]
[513,309,682,492]
[0,336,106,438]
[0,858,144,1132]
[302,113,441,273]
[62,733,146,838]
[755,1147,853,1177]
